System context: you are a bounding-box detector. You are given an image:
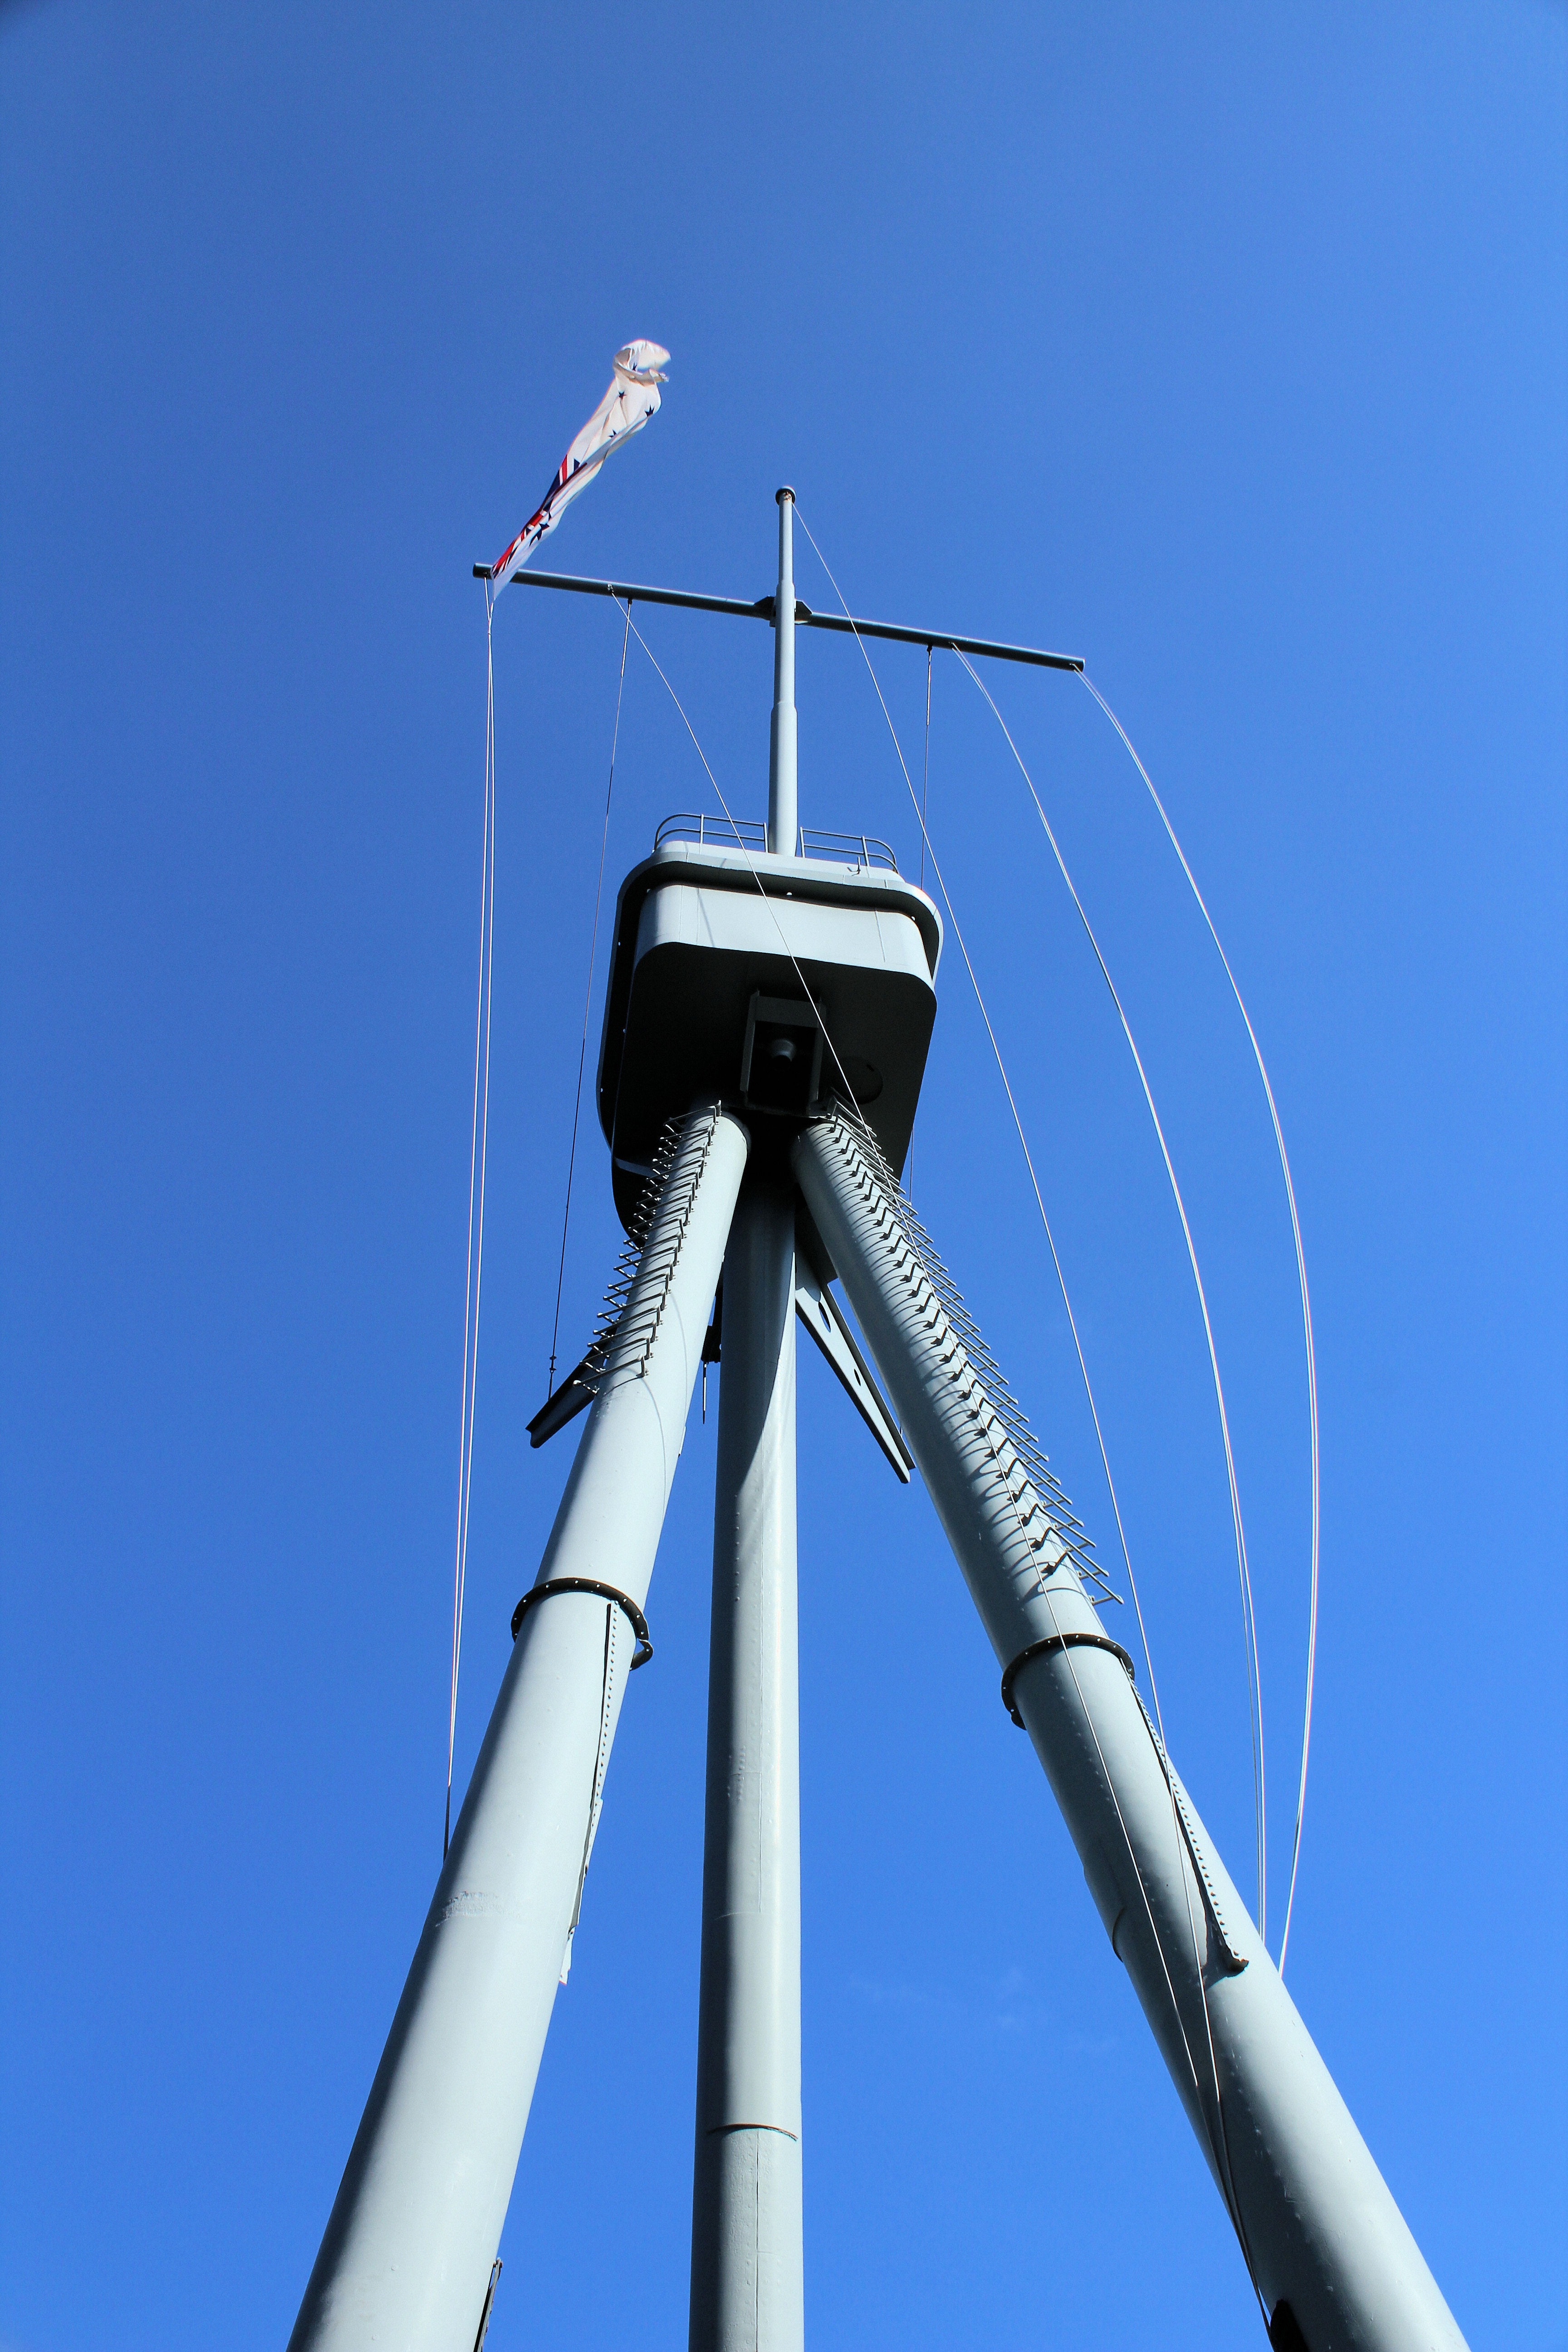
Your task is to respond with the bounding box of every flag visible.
[491,341,669,593]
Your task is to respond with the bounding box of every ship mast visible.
[286,498,1468,2352]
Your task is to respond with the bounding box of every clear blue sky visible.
[2,6,1563,2348]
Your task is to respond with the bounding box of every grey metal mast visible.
[690,489,805,2352]
[284,494,1472,2352]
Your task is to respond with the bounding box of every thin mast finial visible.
[769,488,798,856]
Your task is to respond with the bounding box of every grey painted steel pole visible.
[690,1178,804,2352]
[289,1102,750,2352]
[768,491,798,857]
[794,1110,1468,2352]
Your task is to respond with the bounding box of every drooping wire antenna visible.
[446,590,500,1860]
[952,651,1268,1941]
[1080,673,1321,1976]
[546,604,632,1395]
[789,510,1266,2308]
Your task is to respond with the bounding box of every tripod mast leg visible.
[690,1176,804,2352]
[794,1111,1467,2352]
[289,1102,749,2352]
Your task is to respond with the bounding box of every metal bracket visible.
[526,1357,595,1449]
[794,1258,912,1482]
[1000,1629,1136,1726]
[511,1577,653,1670]
[472,2260,502,2352]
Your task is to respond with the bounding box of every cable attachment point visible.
[1000,1630,1135,1727]
[510,1577,653,1669]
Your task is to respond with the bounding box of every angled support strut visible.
[289,1102,750,2352]
[792,1107,1467,2352]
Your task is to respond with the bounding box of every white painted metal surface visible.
[288,1102,749,2352]
[630,875,932,987]
[690,1179,804,2352]
[794,1108,1468,2352]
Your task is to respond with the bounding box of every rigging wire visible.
[952,649,1268,1946]
[789,510,1147,1643]
[789,512,1265,2307]
[547,604,632,1394]
[607,600,864,1117]
[446,589,499,1859]
[630,563,1122,1630]
[514,555,1272,2309]
[1079,673,1321,1977]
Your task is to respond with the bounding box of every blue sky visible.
[2,5,1563,2348]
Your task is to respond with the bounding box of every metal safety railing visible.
[655,812,768,854]
[653,813,898,873]
[800,827,898,873]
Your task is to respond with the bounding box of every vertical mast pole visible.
[769,488,798,857]
[689,1180,803,2352]
[690,491,807,2352]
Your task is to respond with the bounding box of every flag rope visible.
[547,605,632,1394]
[445,590,498,1861]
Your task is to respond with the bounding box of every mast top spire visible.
[769,489,798,857]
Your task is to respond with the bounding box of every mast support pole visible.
[792,1109,1469,2352]
[690,1174,804,2352]
[288,1103,750,2352]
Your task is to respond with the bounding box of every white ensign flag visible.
[491,340,669,593]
